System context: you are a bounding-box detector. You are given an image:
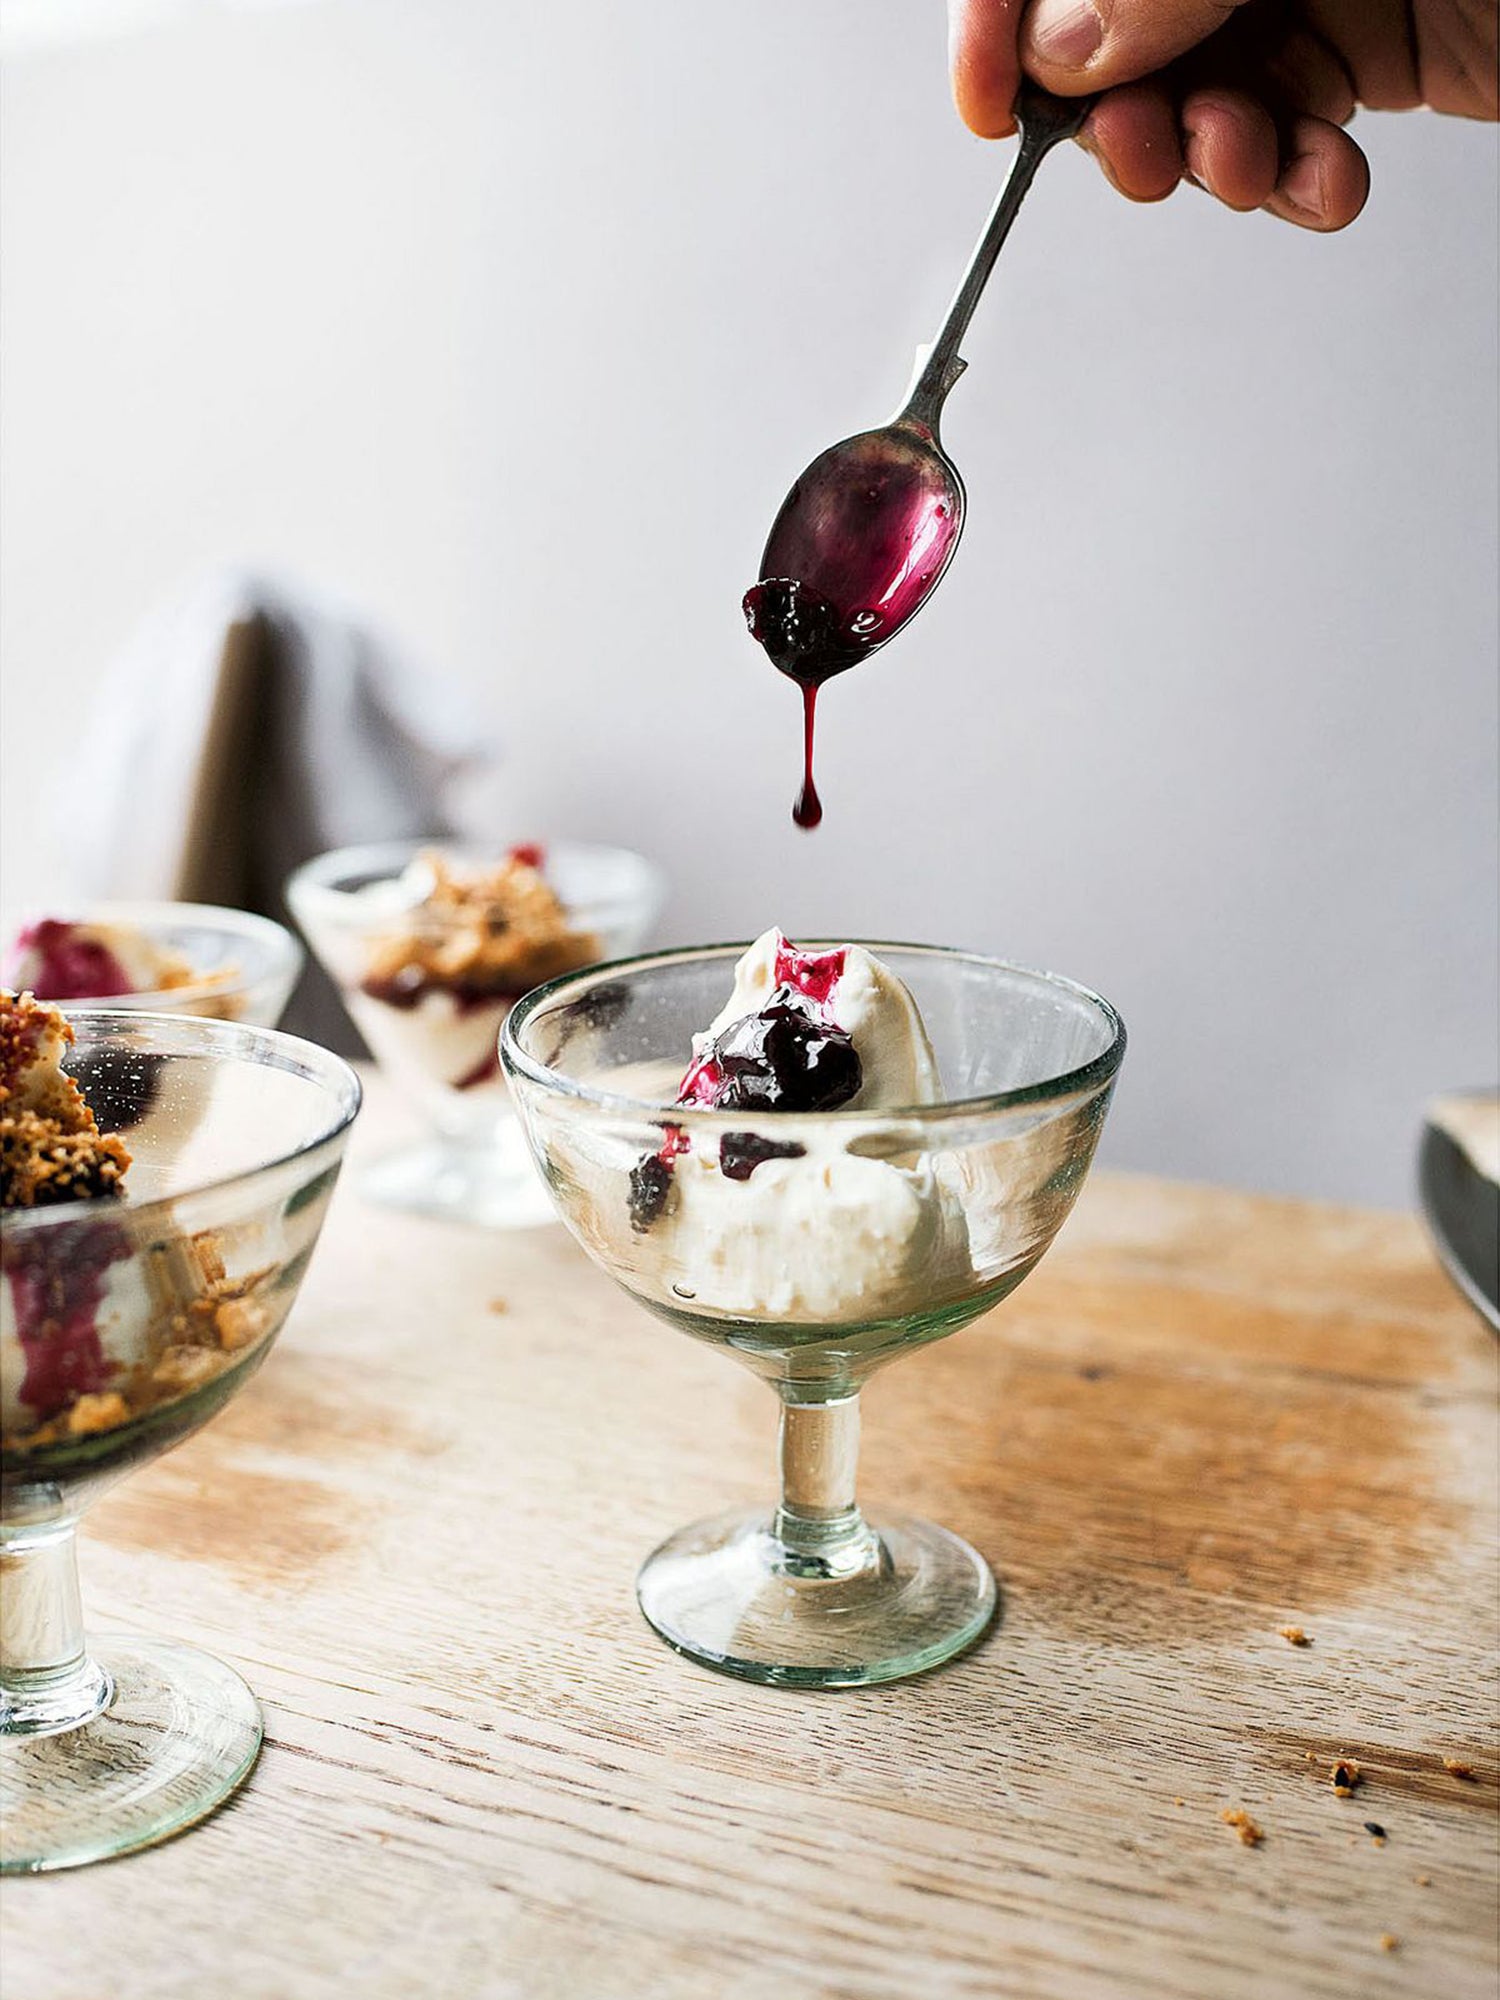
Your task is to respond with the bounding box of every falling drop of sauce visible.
[743,579,870,833]
[793,684,822,829]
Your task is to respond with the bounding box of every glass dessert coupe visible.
[502,941,1125,1687]
[0,1010,360,1871]
[1,901,304,1026]
[288,839,666,1228]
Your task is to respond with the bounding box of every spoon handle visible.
[901,82,1095,434]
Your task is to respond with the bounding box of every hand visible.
[947,0,1499,231]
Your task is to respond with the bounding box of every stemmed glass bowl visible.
[289,840,665,1227]
[502,942,1125,1687]
[0,1011,360,1872]
[1,900,303,1026]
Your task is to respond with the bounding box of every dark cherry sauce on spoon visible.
[742,428,961,829]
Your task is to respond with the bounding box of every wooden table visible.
[3,1076,1496,1999]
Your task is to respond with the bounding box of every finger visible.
[1080,82,1183,202]
[1021,0,1254,94]
[1305,0,1421,111]
[948,0,1029,137]
[1260,115,1370,231]
[1179,88,1281,211]
[1261,24,1357,125]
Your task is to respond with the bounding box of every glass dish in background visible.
[1,901,303,1026]
[0,1010,360,1873]
[503,943,1124,1688]
[288,839,666,1228]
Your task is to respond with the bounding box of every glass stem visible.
[773,1394,880,1578]
[0,1521,112,1738]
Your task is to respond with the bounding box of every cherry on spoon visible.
[743,83,1094,828]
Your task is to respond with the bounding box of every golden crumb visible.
[1278,1624,1311,1646]
[1330,1757,1363,1796]
[1174,1797,1185,1807]
[215,1297,267,1351]
[1378,1935,1400,1953]
[1442,1758,1475,1780]
[487,1297,509,1315]
[151,1346,221,1392]
[1414,1874,1431,1887]
[1220,1809,1264,1847]
[66,1391,130,1435]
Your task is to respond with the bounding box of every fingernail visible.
[1183,129,1211,194]
[1277,153,1326,217]
[1026,0,1105,70]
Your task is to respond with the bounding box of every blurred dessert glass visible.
[1,902,302,1027]
[0,1001,359,1872]
[289,839,665,1226]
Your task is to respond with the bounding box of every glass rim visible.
[285,836,668,930]
[1,899,303,1010]
[2,1008,363,1242]
[501,939,1127,1126]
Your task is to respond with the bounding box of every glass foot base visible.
[0,1638,262,1874]
[358,1136,554,1229]
[637,1507,998,1688]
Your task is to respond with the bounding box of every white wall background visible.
[2,0,1496,1207]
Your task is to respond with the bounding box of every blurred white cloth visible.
[70,569,493,1041]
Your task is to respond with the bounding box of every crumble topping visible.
[0,990,131,1208]
[362,848,600,1005]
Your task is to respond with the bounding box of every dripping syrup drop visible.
[793,684,822,830]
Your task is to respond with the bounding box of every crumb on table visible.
[1278,1624,1312,1646]
[1364,1821,1387,1843]
[1379,1934,1400,1953]
[1442,1758,1476,1780]
[1331,1757,1363,1796]
[1220,1809,1264,1847]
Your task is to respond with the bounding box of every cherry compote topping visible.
[627,976,861,1231]
[717,1132,805,1182]
[627,1152,674,1233]
[360,968,520,1015]
[12,920,134,1001]
[703,993,860,1113]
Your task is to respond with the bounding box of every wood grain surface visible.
[2,1075,1496,2000]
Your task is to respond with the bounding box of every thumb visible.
[1021,0,1253,92]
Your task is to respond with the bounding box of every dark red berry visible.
[718,1133,806,1181]
[707,995,861,1113]
[628,1153,673,1233]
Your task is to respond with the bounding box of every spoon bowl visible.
[748,423,965,679]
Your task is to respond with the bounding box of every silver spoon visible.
[742,82,1094,827]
